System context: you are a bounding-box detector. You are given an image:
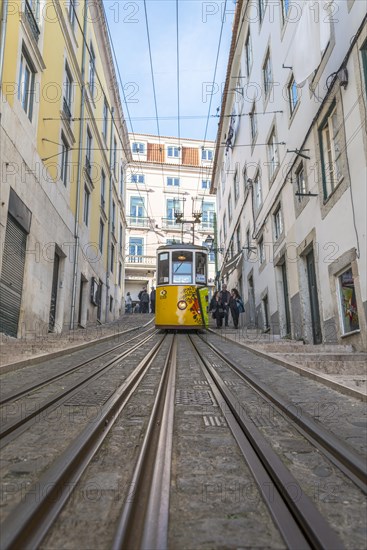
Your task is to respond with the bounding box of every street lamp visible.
[204,234,224,289]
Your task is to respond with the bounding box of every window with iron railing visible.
[24,0,40,42]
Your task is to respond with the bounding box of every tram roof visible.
[156,243,207,252]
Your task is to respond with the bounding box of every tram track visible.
[195,333,367,494]
[0,334,170,550]
[0,332,365,549]
[0,329,159,444]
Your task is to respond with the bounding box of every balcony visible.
[127,216,150,228]
[125,255,156,268]
[161,217,182,230]
[24,0,40,42]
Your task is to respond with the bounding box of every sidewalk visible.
[209,323,367,402]
[0,314,155,374]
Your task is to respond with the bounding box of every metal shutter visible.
[0,215,27,337]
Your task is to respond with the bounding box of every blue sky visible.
[103,0,235,142]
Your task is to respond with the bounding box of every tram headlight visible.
[177,300,187,310]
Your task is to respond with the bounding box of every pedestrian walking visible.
[221,284,231,327]
[150,287,156,313]
[125,292,132,314]
[211,290,225,328]
[229,288,244,329]
[139,287,149,313]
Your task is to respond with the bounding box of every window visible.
[60,134,69,187]
[223,213,227,239]
[102,98,108,141]
[119,223,123,253]
[274,205,283,240]
[68,0,76,27]
[110,243,115,273]
[202,202,215,229]
[236,225,241,253]
[258,0,267,24]
[195,251,207,284]
[25,0,40,41]
[254,171,262,210]
[337,268,360,334]
[167,146,180,158]
[158,251,169,284]
[172,251,193,284]
[113,137,117,176]
[202,179,210,189]
[288,76,298,116]
[361,39,367,96]
[263,50,272,98]
[267,127,279,180]
[319,103,343,199]
[262,295,269,330]
[246,229,250,258]
[166,198,180,224]
[131,173,145,184]
[228,194,232,223]
[202,149,213,161]
[129,237,143,260]
[118,262,122,287]
[86,128,92,175]
[101,169,106,209]
[234,166,240,203]
[167,177,180,187]
[112,200,116,235]
[132,142,145,154]
[89,43,96,97]
[109,295,113,312]
[83,185,90,225]
[295,162,307,198]
[245,31,252,77]
[281,0,290,22]
[250,104,257,143]
[120,167,124,196]
[18,48,35,121]
[99,219,104,252]
[63,63,73,120]
[258,236,265,264]
[130,196,145,220]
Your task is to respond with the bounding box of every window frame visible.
[267,126,279,181]
[167,146,180,159]
[288,75,298,117]
[18,47,36,121]
[167,177,180,187]
[273,204,283,241]
[201,149,213,161]
[319,102,343,200]
[262,50,272,99]
[83,185,90,226]
[99,219,104,253]
[132,142,146,154]
[60,133,70,187]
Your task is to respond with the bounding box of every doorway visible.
[49,252,60,332]
[281,262,291,336]
[306,249,322,344]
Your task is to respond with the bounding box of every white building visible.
[212,0,367,350]
[124,134,216,305]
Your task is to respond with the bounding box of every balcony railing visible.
[125,255,156,266]
[127,216,150,228]
[24,0,40,42]
[161,217,182,230]
[63,97,72,121]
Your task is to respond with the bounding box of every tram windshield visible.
[172,251,193,284]
[157,252,169,284]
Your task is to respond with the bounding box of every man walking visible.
[138,287,149,313]
[221,283,231,327]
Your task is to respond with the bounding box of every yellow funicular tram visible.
[155,244,209,330]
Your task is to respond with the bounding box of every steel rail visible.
[0,327,156,406]
[0,335,168,550]
[0,331,158,443]
[190,335,345,550]
[112,334,177,550]
[201,335,367,493]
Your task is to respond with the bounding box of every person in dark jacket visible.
[139,287,149,313]
[210,291,225,328]
[229,288,244,329]
[150,287,156,313]
[221,284,231,327]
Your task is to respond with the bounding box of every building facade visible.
[213,0,367,350]
[0,0,130,338]
[125,133,216,305]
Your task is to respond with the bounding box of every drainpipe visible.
[105,107,114,322]
[70,0,89,329]
[0,0,9,91]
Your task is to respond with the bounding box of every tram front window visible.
[172,251,193,284]
[195,252,207,284]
